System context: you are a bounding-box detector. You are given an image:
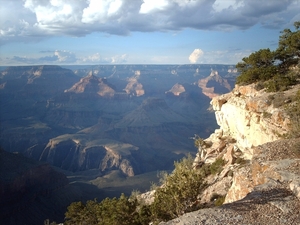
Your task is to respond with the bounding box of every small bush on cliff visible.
[65,194,151,225]
[210,193,226,206]
[150,155,207,223]
[236,21,300,91]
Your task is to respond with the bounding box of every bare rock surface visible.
[161,185,300,225]
[162,139,300,225]
[166,83,300,225]
[211,84,292,151]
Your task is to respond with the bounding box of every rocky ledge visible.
[161,138,300,225]
[161,84,300,224]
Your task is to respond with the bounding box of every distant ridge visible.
[65,72,116,97]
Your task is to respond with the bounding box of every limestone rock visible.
[211,83,290,152]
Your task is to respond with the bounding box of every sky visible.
[0,0,300,66]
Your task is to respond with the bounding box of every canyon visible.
[0,64,236,224]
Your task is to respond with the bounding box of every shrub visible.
[209,158,225,175]
[254,81,265,91]
[210,193,226,206]
[64,194,150,225]
[265,75,296,92]
[64,155,210,225]
[150,155,207,223]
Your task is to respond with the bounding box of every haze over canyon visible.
[0,64,237,224]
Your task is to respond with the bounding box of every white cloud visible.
[0,0,299,43]
[82,53,101,62]
[139,0,169,14]
[82,0,123,24]
[111,54,128,63]
[79,53,127,64]
[189,49,204,64]
[191,49,253,64]
[54,50,77,62]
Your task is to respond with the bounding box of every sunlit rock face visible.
[167,83,186,96]
[124,76,145,96]
[211,84,289,153]
[197,70,232,98]
[65,72,116,97]
[39,135,139,176]
[192,83,299,208]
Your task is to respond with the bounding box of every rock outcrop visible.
[211,84,290,156]
[65,72,115,97]
[39,134,139,176]
[162,83,300,224]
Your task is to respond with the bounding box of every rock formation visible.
[39,134,139,176]
[197,70,233,98]
[65,72,115,97]
[161,83,300,225]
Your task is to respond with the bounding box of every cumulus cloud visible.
[140,0,169,14]
[0,0,299,43]
[54,50,77,63]
[189,49,204,64]
[111,54,128,64]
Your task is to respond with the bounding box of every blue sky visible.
[0,0,300,65]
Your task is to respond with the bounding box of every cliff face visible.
[211,84,290,156]
[205,84,300,199]
[162,84,300,225]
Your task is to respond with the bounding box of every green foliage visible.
[276,21,300,72]
[194,136,209,148]
[150,155,207,223]
[65,194,151,225]
[236,48,277,85]
[264,74,296,92]
[214,196,226,206]
[209,158,225,175]
[210,193,226,206]
[64,155,211,225]
[236,21,300,90]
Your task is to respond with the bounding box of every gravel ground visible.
[160,185,300,225]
